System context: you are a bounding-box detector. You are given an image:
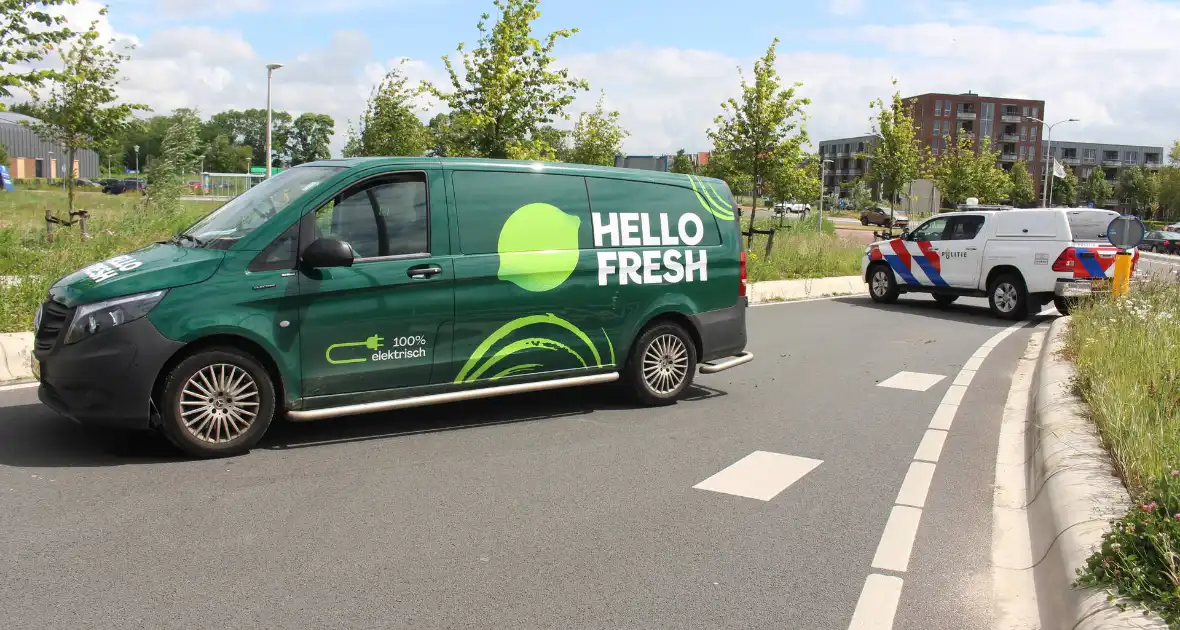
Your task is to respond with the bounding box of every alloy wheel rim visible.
[872,271,890,296]
[642,334,689,395]
[994,283,1018,313]
[180,363,260,444]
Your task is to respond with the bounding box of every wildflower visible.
[1142,501,1158,512]
[1171,470,1178,477]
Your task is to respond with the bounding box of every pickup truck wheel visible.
[988,273,1029,320]
[159,347,276,458]
[933,294,958,307]
[1053,296,1074,315]
[624,322,698,407]
[868,264,900,304]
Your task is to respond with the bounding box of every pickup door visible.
[936,214,988,288]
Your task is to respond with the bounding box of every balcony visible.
[1146,161,1162,169]
[1061,156,1080,165]
[1001,114,1023,123]
[836,150,850,157]
[1000,153,1018,162]
[1000,133,1020,142]
[847,168,862,176]
[1102,159,1121,166]
[956,111,977,120]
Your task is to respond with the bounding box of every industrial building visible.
[0,111,100,179]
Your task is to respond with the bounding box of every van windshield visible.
[182,166,347,249]
[1066,210,1118,242]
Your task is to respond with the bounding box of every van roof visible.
[300,156,728,189]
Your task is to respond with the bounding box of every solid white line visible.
[928,403,958,431]
[871,505,924,572]
[848,574,905,630]
[692,451,823,501]
[895,462,938,508]
[0,381,37,392]
[952,369,976,387]
[913,429,948,463]
[962,355,985,371]
[941,384,968,407]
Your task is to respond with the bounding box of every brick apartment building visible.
[820,91,1048,200]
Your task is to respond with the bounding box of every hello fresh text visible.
[592,212,707,286]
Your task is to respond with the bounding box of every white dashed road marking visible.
[847,320,1030,630]
[693,451,823,501]
[876,371,947,392]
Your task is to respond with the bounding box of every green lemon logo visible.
[496,202,581,292]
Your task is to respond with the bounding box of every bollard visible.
[1113,250,1133,297]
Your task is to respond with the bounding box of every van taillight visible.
[1051,248,1076,272]
[739,251,748,297]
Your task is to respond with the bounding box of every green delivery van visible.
[31,158,753,458]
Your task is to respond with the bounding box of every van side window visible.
[946,215,985,240]
[453,171,590,254]
[911,217,949,242]
[249,223,300,272]
[586,177,723,247]
[314,172,429,259]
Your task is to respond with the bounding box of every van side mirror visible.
[301,237,354,269]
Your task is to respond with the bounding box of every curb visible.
[0,275,867,384]
[0,332,34,383]
[1027,317,1167,629]
[747,275,865,304]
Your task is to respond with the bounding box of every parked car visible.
[773,202,810,215]
[1142,231,1180,255]
[862,207,1138,318]
[860,205,909,228]
[102,178,146,195]
[74,178,102,188]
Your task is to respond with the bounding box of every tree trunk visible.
[45,208,54,243]
[67,148,76,219]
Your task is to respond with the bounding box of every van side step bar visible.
[698,351,754,374]
[287,372,620,422]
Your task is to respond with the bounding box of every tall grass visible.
[745,218,864,282]
[0,190,216,332]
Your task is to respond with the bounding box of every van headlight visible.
[65,290,168,344]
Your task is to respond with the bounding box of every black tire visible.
[158,347,276,458]
[933,294,958,307]
[868,264,900,304]
[624,322,698,407]
[1053,296,1073,316]
[988,273,1029,320]
[861,217,869,226]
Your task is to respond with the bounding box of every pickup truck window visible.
[911,217,949,242]
[946,215,985,240]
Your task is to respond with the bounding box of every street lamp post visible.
[818,159,834,230]
[134,145,140,176]
[1025,116,1079,208]
[265,63,284,179]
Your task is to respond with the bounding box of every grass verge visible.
[1068,281,1180,624]
[744,218,864,282]
[0,190,217,333]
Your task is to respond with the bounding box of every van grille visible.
[35,299,72,352]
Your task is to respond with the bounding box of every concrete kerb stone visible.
[0,332,34,383]
[747,275,866,304]
[0,274,868,384]
[1027,316,1168,629]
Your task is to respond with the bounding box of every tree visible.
[1051,164,1078,207]
[1117,165,1159,216]
[848,180,872,210]
[425,0,588,160]
[1169,139,1180,165]
[700,150,750,198]
[669,149,695,175]
[1008,161,1037,207]
[26,17,147,240]
[1080,169,1114,207]
[566,93,629,167]
[931,134,1010,205]
[206,108,293,168]
[1157,166,1180,221]
[345,62,428,158]
[0,142,7,166]
[767,155,820,207]
[204,133,252,173]
[707,37,810,242]
[289,113,334,164]
[862,83,926,219]
[145,108,202,215]
[0,0,78,98]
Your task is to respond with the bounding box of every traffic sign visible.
[1106,215,1145,251]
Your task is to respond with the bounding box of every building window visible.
[1126,151,1138,162]
[934,120,941,137]
[1030,127,1037,141]
[1032,107,1039,119]
[1020,146,1027,160]
[857,142,865,152]
[1021,126,1028,140]
[980,102,994,139]
[934,99,942,116]
[1084,148,1096,161]
[1023,106,1030,117]
[1029,147,1036,161]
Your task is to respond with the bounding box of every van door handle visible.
[407,264,442,279]
[966,246,978,251]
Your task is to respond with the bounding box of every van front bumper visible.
[35,316,183,430]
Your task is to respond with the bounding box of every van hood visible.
[48,243,226,308]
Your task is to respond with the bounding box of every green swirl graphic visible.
[456,314,615,384]
[688,175,736,221]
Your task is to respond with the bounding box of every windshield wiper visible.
[170,233,205,247]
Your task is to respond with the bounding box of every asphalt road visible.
[0,295,1043,629]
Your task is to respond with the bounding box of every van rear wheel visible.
[988,273,1029,320]
[159,347,276,458]
[624,322,698,406]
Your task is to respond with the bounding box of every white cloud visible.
[830,0,866,16]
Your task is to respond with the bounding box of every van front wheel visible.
[625,322,698,406]
[159,347,276,458]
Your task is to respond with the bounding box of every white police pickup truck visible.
[861,207,1139,319]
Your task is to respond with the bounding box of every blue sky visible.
[59,0,1180,155]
